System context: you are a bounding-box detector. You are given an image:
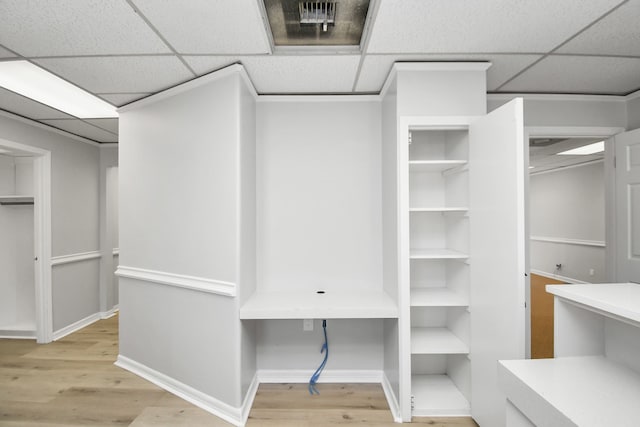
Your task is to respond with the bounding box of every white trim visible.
[530,269,590,284]
[256,94,380,103]
[53,312,101,341]
[101,306,119,319]
[0,333,36,340]
[256,369,383,384]
[51,250,101,266]
[393,62,491,72]
[0,110,101,147]
[382,372,402,423]
[116,265,236,297]
[115,355,245,426]
[99,143,119,148]
[530,159,604,176]
[526,126,625,138]
[241,374,259,425]
[118,64,256,112]
[625,89,640,101]
[530,235,605,248]
[488,93,626,103]
[112,248,119,256]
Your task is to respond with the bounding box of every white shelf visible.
[410,288,468,307]
[499,356,640,427]
[0,195,34,205]
[409,248,468,260]
[412,374,470,416]
[547,283,640,326]
[409,207,468,213]
[411,327,469,354]
[240,289,398,320]
[409,160,467,173]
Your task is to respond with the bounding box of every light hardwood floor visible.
[0,315,478,426]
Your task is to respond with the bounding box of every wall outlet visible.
[303,319,314,331]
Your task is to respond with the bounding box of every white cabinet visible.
[499,283,640,427]
[400,99,526,425]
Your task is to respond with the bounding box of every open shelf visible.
[411,327,468,354]
[409,160,467,173]
[410,248,468,260]
[240,289,398,320]
[409,207,468,213]
[412,374,470,416]
[499,356,640,427]
[0,195,34,205]
[410,288,468,307]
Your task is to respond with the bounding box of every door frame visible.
[524,125,624,358]
[0,137,52,343]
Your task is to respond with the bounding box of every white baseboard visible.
[115,355,245,426]
[530,269,590,284]
[101,306,119,319]
[257,369,383,384]
[53,312,101,341]
[381,373,402,423]
[241,373,259,424]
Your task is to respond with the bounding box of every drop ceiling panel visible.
[40,119,118,143]
[356,54,543,92]
[34,56,194,94]
[183,57,239,76]
[98,93,151,107]
[132,0,270,54]
[0,87,74,120]
[0,46,16,58]
[0,0,170,56]
[85,118,119,134]
[499,55,640,95]
[366,0,623,54]
[187,55,361,93]
[557,0,640,56]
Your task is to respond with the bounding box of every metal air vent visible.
[299,2,336,31]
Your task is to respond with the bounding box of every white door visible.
[615,128,640,283]
[469,98,526,427]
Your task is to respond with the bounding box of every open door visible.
[615,128,640,283]
[469,98,526,427]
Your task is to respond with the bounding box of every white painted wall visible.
[255,98,384,372]
[0,155,35,329]
[118,69,253,411]
[529,162,605,282]
[628,94,640,131]
[99,146,119,314]
[0,113,101,335]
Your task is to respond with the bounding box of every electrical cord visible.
[308,319,328,395]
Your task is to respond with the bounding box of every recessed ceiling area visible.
[263,0,370,46]
[529,137,606,173]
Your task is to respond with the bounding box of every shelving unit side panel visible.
[604,317,640,374]
[411,374,470,417]
[409,171,446,207]
[409,130,446,161]
[554,299,605,357]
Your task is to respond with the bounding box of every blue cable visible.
[308,319,328,395]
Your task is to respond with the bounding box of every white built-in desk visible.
[499,283,640,427]
[240,289,398,319]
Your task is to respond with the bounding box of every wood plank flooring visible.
[0,315,478,426]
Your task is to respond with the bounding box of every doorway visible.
[0,138,51,343]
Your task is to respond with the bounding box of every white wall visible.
[118,69,252,412]
[0,113,102,335]
[628,94,640,131]
[529,162,605,282]
[99,146,119,314]
[255,98,384,372]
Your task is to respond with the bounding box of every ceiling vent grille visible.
[299,1,337,30]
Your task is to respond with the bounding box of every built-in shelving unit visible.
[240,289,398,319]
[406,127,471,416]
[499,283,640,427]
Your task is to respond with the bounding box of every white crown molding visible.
[530,235,605,248]
[526,126,625,138]
[0,109,100,147]
[256,94,380,103]
[116,265,236,297]
[51,250,101,266]
[488,93,626,103]
[116,355,245,426]
[99,143,118,148]
[626,88,640,101]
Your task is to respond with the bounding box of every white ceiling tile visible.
[34,56,194,93]
[85,118,119,134]
[240,55,361,93]
[0,87,74,119]
[97,93,150,106]
[0,0,170,56]
[355,54,543,92]
[499,55,640,95]
[182,56,239,76]
[40,119,118,143]
[133,0,270,54]
[557,0,640,56]
[0,46,16,58]
[367,0,622,54]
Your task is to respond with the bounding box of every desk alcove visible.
[116,62,526,427]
